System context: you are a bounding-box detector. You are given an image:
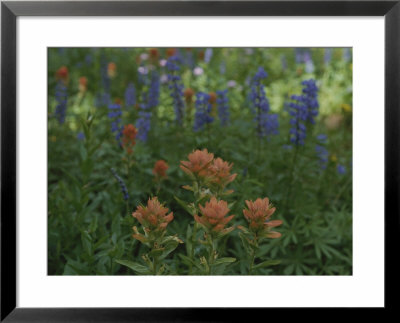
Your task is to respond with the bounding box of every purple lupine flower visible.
[185,50,195,68]
[135,72,160,142]
[281,54,288,71]
[95,55,111,107]
[301,79,319,124]
[193,92,213,131]
[136,108,152,142]
[249,67,278,137]
[77,132,85,141]
[294,48,303,64]
[303,51,315,73]
[288,94,308,145]
[124,83,136,107]
[138,65,149,85]
[343,48,351,62]
[219,61,226,75]
[245,48,254,55]
[111,168,129,201]
[337,164,346,175]
[216,89,230,126]
[148,71,160,109]
[315,134,329,169]
[108,103,123,142]
[264,113,279,136]
[204,48,213,63]
[166,56,185,125]
[324,48,332,65]
[54,81,68,124]
[85,54,93,66]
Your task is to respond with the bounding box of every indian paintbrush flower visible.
[208,157,237,190]
[194,197,235,234]
[153,160,169,179]
[132,197,174,240]
[184,88,195,104]
[56,66,69,84]
[79,76,88,93]
[180,149,214,179]
[107,62,117,78]
[241,197,282,238]
[122,124,138,155]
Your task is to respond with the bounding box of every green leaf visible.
[213,257,236,266]
[160,241,179,260]
[174,196,196,216]
[115,260,151,275]
[81,230,93,257]
[253,260,281,269]
[178,254,202,270]
[186,225,192,255]
[239,232,252,254]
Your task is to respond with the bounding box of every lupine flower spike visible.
[166,56,185,125]
[111,168,129,201]
[250,67,279,137]
[194,92,214,131]
[216,90,230,126]
[108,103,123,143]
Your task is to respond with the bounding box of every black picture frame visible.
[1,1,399,321]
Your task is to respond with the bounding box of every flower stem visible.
[283,145,299,214]
[189,221,198,275]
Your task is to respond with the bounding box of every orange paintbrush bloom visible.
[180,149,214,178]
[198,50,205,61]
[184,88,195,104]
[122,124,138,155]
[132,197,174,238]
[209,157,237,188]
[56,66,69,84]
[242,198,282,238]
[108,62,117,78]
[153,160,169,179]
[149,48,159,62]
[166,48,177,58]
[194,197,234,233]
[208,92,217,104]
[79,76,88,92]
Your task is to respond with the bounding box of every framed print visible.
[1,0,399,321]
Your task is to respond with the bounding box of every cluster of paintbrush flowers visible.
[117,149,283,275]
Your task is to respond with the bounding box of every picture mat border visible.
[19,17,379,307]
